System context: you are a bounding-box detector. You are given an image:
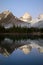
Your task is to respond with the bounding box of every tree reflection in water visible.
[0,35,43,56]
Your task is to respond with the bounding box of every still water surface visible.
[0,35,43,65]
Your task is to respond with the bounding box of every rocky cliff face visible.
[0,10,14,21]
[0,10,15,28]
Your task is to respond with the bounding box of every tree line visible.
[0,25,43,33]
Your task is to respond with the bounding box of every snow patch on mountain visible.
[20,12,32,23]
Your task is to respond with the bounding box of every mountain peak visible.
[38,14,43,19]
[2,10,11,15]
[20,12,32,22]
[0,10,12,19]
[22,12,31,19]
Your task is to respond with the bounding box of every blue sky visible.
[0,0,43,18]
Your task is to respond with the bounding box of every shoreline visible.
[0,32,43,36]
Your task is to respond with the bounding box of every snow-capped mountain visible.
[0,10,12,20]
[20,12,32,22]
[19,13,43,28]
[31,19,43,28]
[31,14,43,28]
[0,10,43,28]
[0,11,31,28]
[38,14,43,19]
[0,10,14,28]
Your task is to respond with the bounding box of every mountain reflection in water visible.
[0,35,43,65]
[0,36,43,56]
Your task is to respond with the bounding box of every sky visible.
[0,0,43,18]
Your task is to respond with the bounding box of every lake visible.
[0,35,43,65]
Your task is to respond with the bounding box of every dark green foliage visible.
[0,25,5,32]
[0,25,43,33]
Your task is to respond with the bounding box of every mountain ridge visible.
[0,10,43,28]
